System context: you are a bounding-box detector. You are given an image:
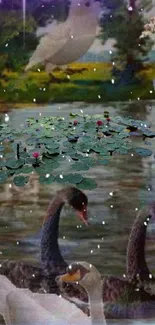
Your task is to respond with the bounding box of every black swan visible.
[0,187,155,318]
[61,203,155,319]
[0,186,88,293]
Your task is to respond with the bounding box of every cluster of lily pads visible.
[0,111,155,189]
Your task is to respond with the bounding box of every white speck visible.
[39,113,42,116]
[112,61,115,66]
[102,221,105,225]
[80,109,83,113]
[0,155,3,158]
[33,98,36,102]
[110,205,113,208]
[46,174,50,178]
[9,184,12,188]
[135,207,138,211]
[149,274,153,279]
[131,153,134,156]
[5,115,9,122]
[144,124,147,128]
[137,97,140,101]
[150,90,153,94]
[109,50,112,54]
[147,217,150,221]
[98,95,101,99]
[144,221,147,226]
[89,264,92,268]
[94,68,96,71]
[135,288,140,291]
[77,225,79,228]
[111,79,115,84]
[71,35,74,39]
[32,274,35,278]
[17,241,19,245]
[123,274,126,278]
[0,252,2,255]
[109,192,113,196]
[67,75,70,79]
[128,6,133,11]
[37,69,40,72]
[68,265,72,269]
[43,88,46,91]
[101,237,104,240]
[90,250,93,253]
[0,264,2,268]
[5,43,8,47]
[148,187,151,191]
[63,236,66,239]
[97,245,100,249]
[30,210,32,213]
[59,174,63,179]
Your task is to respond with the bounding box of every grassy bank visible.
[0,62,155,104]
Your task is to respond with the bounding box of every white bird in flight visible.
[25,0,101,73]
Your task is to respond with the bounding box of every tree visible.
[0,10,37,71]
[100,0,154,85]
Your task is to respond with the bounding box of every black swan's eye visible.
[85,1,90,6]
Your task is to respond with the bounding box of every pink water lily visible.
[96,120,103,126]
[73,120,78,126]
[32,151,40,159]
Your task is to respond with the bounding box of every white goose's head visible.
[56,261,101,290]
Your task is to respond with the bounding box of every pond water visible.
[1,100,155,325]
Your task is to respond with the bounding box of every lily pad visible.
[39,174,55,184]
[6,158,24,169]
[13,175,29,187]
[77,178,97,190]
[66,173,83,184]
[55,174,70,184]
[0,171,8,184]
[72,162,89,171]
[135,147,152,157]
[15,165,34,175]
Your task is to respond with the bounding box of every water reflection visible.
[0,101,155,323]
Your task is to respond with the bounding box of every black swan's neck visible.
[126,203,155,282]
[41,193,67,274]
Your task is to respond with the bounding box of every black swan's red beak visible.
[77,206,89,226]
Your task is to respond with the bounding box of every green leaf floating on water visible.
[39,174,55,184]
[71,162,89,171]
[15,165,35,175]
[135,147,152,157]
[13,175,29,187]
[0,171,8,184]
[77,178,97,190]
[66,173,83,184]
[6,158,24,169]
[0,112,155,188]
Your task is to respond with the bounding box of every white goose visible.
[57,261,106,325]
[0,262,106,325]
[0,274,90,325]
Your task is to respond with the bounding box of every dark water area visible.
[0,101,155,324]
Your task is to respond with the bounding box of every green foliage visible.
[0,112,155,189]
[100,0,154,80]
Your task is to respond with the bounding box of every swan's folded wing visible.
[33,293,91,325]
[6,289,54,325]
[25,23,72,71]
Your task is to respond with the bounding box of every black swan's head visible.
[64,187,88,225]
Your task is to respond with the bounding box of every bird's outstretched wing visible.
[25,22,72,71]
